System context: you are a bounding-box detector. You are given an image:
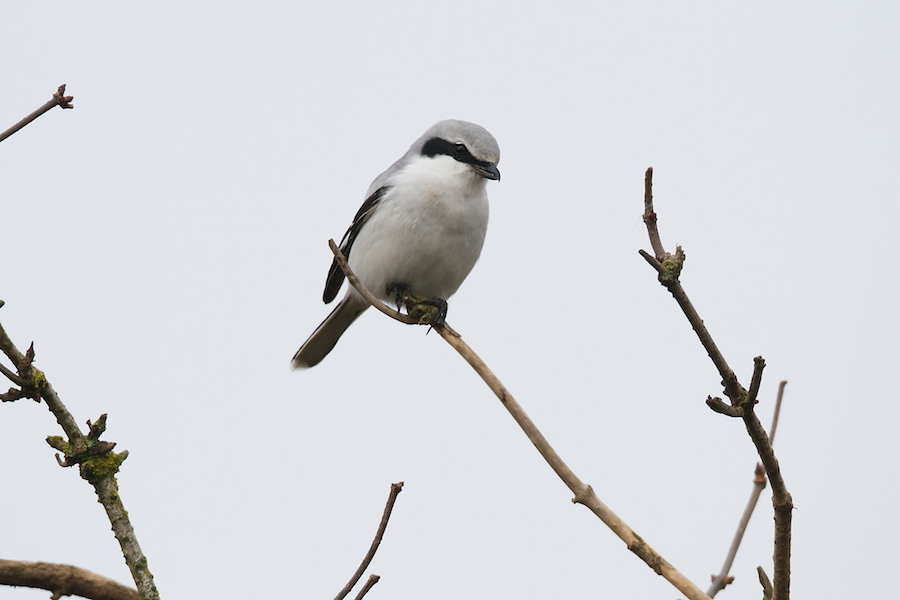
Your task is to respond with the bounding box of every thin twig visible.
[639,168,792,600]
[328,240,417,325]
[638,248,744,403]
[769,381,787,443]
[639,171,744,403]
[327,243,713,600]
[744,357,766,408]
[642,167,667,260]
[708,465,765,597]
[328,239,459,334]
[352,575,380,600]
[0,361,26,386]
[758,566,773,600]
[706,396,743,417]
[334,482,404,600]
[0,84,74,144]
[0,316,158,600]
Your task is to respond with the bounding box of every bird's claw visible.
[389,283,412,315]
[407,297,448,332]
[429,299,448,330]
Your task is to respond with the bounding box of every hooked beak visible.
[473,162,501,181]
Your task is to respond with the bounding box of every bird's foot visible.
[386,284,448,330]
[407,297,448,332]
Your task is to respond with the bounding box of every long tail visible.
[291,295,368,369]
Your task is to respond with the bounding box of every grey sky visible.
[2,2,898,598]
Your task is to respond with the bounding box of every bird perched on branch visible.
[291,119,501,370]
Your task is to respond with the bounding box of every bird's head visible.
[418,120,501,182]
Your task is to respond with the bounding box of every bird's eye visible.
[454,143,468,158]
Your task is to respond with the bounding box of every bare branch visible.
[639,170,744,403]
[639,168,792,600]
[737,373,791,600]
[769,381,787,444]
[0,84,74,144]
[327,244,713,600]
[334,482,404,600]
[742,396,792,600]
[352,575,380,600]
[0,559,138,600]
[709,382,787,597]
[708,464,765,598]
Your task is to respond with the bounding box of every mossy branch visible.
[0,305,159,600]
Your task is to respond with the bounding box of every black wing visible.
[323,185,389,303]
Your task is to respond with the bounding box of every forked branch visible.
[333,482,403,600]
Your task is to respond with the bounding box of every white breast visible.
[348,155,490,302]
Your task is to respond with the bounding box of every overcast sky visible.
[2,2,898,599]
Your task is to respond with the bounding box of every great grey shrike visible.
[291,119,501,369]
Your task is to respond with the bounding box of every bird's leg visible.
[388,282,412,315]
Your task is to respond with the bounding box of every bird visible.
[291,119,501,370]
